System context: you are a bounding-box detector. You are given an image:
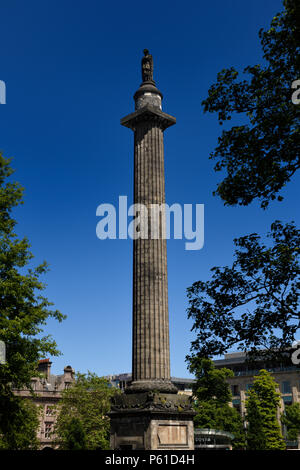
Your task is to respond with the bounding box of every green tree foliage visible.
[281,402,300,440]
[61,417,87,450]
[190,357,233,404]
[0,153,66,447]
[187,221,299,360]
[245,370,285,450]
[54,372,119,450]
[190,358,245,449]
[202,0,300,209]
[0,398,41,450]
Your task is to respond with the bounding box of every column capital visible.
[121,105,176,132]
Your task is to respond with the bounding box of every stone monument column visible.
[109,50,195,450]
[121,49,176,394]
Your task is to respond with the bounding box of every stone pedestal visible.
[110,392,195,450]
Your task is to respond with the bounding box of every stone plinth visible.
[110,392,195,450]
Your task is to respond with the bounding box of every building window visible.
[283,395,293,406]
[45,405,54,416]
[232,397,241,413]
[233,404,241,413]
[44,422,53,440]
[246,383,253,392]
[281,381,292,394]
[231,385,239,395]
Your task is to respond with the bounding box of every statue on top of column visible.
[141,49,153,83]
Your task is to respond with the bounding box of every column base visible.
[126,379,178,394]
[109,391,195,450]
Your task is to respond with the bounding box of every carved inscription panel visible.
[157,424,188,445]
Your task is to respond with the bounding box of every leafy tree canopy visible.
[0,398,41,450]
[187,221,299,361]
[202,0,300,209]
[190,357,233,405]
[0,152,65,447]
[281,402,300,441]
[54,372,120,450]
[191,358,246,449]
[245,369,285,450]
[60,417,87,450]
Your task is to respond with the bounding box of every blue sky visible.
[1,0,298,378]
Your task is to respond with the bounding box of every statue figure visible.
[141,49,153,82]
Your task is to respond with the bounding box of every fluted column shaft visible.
[132,120,170,383]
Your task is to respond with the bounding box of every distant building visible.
[214,351,300,413]
[13,359,75,449]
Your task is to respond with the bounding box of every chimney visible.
[38,358,52,381]
[64,365,74,381]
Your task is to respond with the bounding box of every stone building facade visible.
[13,359,75,449]
[214,352,300,414]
